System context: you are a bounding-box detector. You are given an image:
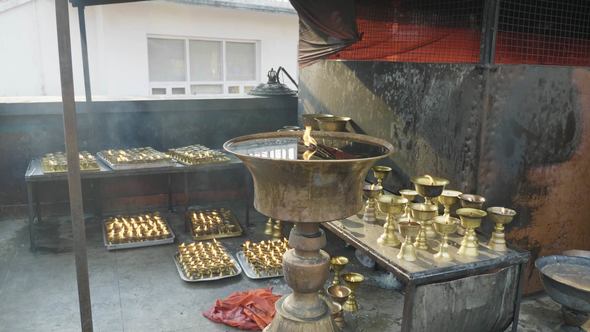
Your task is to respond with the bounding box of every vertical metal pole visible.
[78,5,92,102]
[55,0,93,331]
[480,0,501,65]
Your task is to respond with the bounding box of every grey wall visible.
[0,96,298,216]
[299,60,590,293]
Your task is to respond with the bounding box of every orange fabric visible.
[203,288,282,331]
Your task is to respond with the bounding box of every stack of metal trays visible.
[236,238,289,279]
[174,240,242,282]
[186,208,243,241]
[102,212,175,250]
[97,147,175,170]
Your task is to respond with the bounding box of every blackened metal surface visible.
[299,60,590,293]
[299,61,484,193]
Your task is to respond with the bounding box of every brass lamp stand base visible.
[264,296,337,332]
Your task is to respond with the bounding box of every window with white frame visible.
[147,36,260,96]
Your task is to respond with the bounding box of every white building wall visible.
[0,0,299,97]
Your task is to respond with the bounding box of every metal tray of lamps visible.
[173,241,242,282]
[235,238,289,280]
[236,251,284,280]
[102,212,176,250]
[186,208,243,241]
[97,147,176,170]
[41,151,101,174]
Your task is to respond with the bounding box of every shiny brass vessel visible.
[362,184,382,224]
[412,175,449,238]
[330,256,349,286]
[302,114,334,130]
[341,272,364,312]
[377,195,407,247]
[433,216,458,261]
[224,130,393,332]
[487,207,516,252]
[410,203,438,250]
[456,208,487,257]
[397,221,420,261]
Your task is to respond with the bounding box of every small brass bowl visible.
[433,216,459,234]
[438,190,462,207]
[301,114,334,130]
[459,194,486,209]
[411,175,449,198]
[327,284,351,305]
[330,256,349,267]
[398,221,421,238]
[410,203,438,221]
[399,189,418,202]
[456,208,487,229]
[487,207,516,225]
[316,116,351,132]
[363,184,382,199]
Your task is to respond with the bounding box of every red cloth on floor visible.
[203,288,282,331]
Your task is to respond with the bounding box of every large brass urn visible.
[224,131,393,332]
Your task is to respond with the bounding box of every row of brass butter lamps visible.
[364,166,517,262]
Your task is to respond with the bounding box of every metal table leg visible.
[27,182,36,251]
[511,262,528,332]
[93,179,102,220]
[400,283,416,332]
[244,168,251,228]
[183,173,189,211]
[167,174,173,212]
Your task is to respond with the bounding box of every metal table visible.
[25,154,251,251]
[324,215,530,332]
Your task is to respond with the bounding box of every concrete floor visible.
[0,205,579,332]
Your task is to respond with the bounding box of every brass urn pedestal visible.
[224,131,393,332]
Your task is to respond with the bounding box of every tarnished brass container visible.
[316,116,351,132]
[224,131,394,223]
[411,175,449,199]
[224,130,393,332]
[302,114,334,130]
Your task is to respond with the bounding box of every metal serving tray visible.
[97,152,176,171]
[173,253,242,282]
[236,251,284,280]
[102,219,176,251]
[187,209,243,241]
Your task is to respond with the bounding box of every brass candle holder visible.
[341,272,364,312]
[372,166,392,194]
[177,240,237,280]
[411,175,449,238]
[265,217,274,236]
[433,215,459,261]
[438,190,462,218]
[456,208,487,257]
[487,207,516,252]
[330,256,349,286]
[327,285,351,329]
[397,221,421,261]
[362,184,382,224]
[272,220,283,240]
[376,195,407,247]
[410,203,438,250]
[399,189,417,221]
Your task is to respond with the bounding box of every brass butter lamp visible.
[330,256,349,286]
[438,190,462,219]
[302,114,334,130]
[456,208,487,257]
[458,194,486,236]
[224,130,393,332]
[433,215,459,261]
[372,166,392,195]
[410,203,438,250]
[487,207,516,252]
[411,175,449,238]
[397,221,421,261]
[399,189,417,221]
[362,184,382,224]
[342,272,364,312]
[327,285,351,329]
[376,195,407,247]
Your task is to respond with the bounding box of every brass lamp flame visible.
[302,126,318,161]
